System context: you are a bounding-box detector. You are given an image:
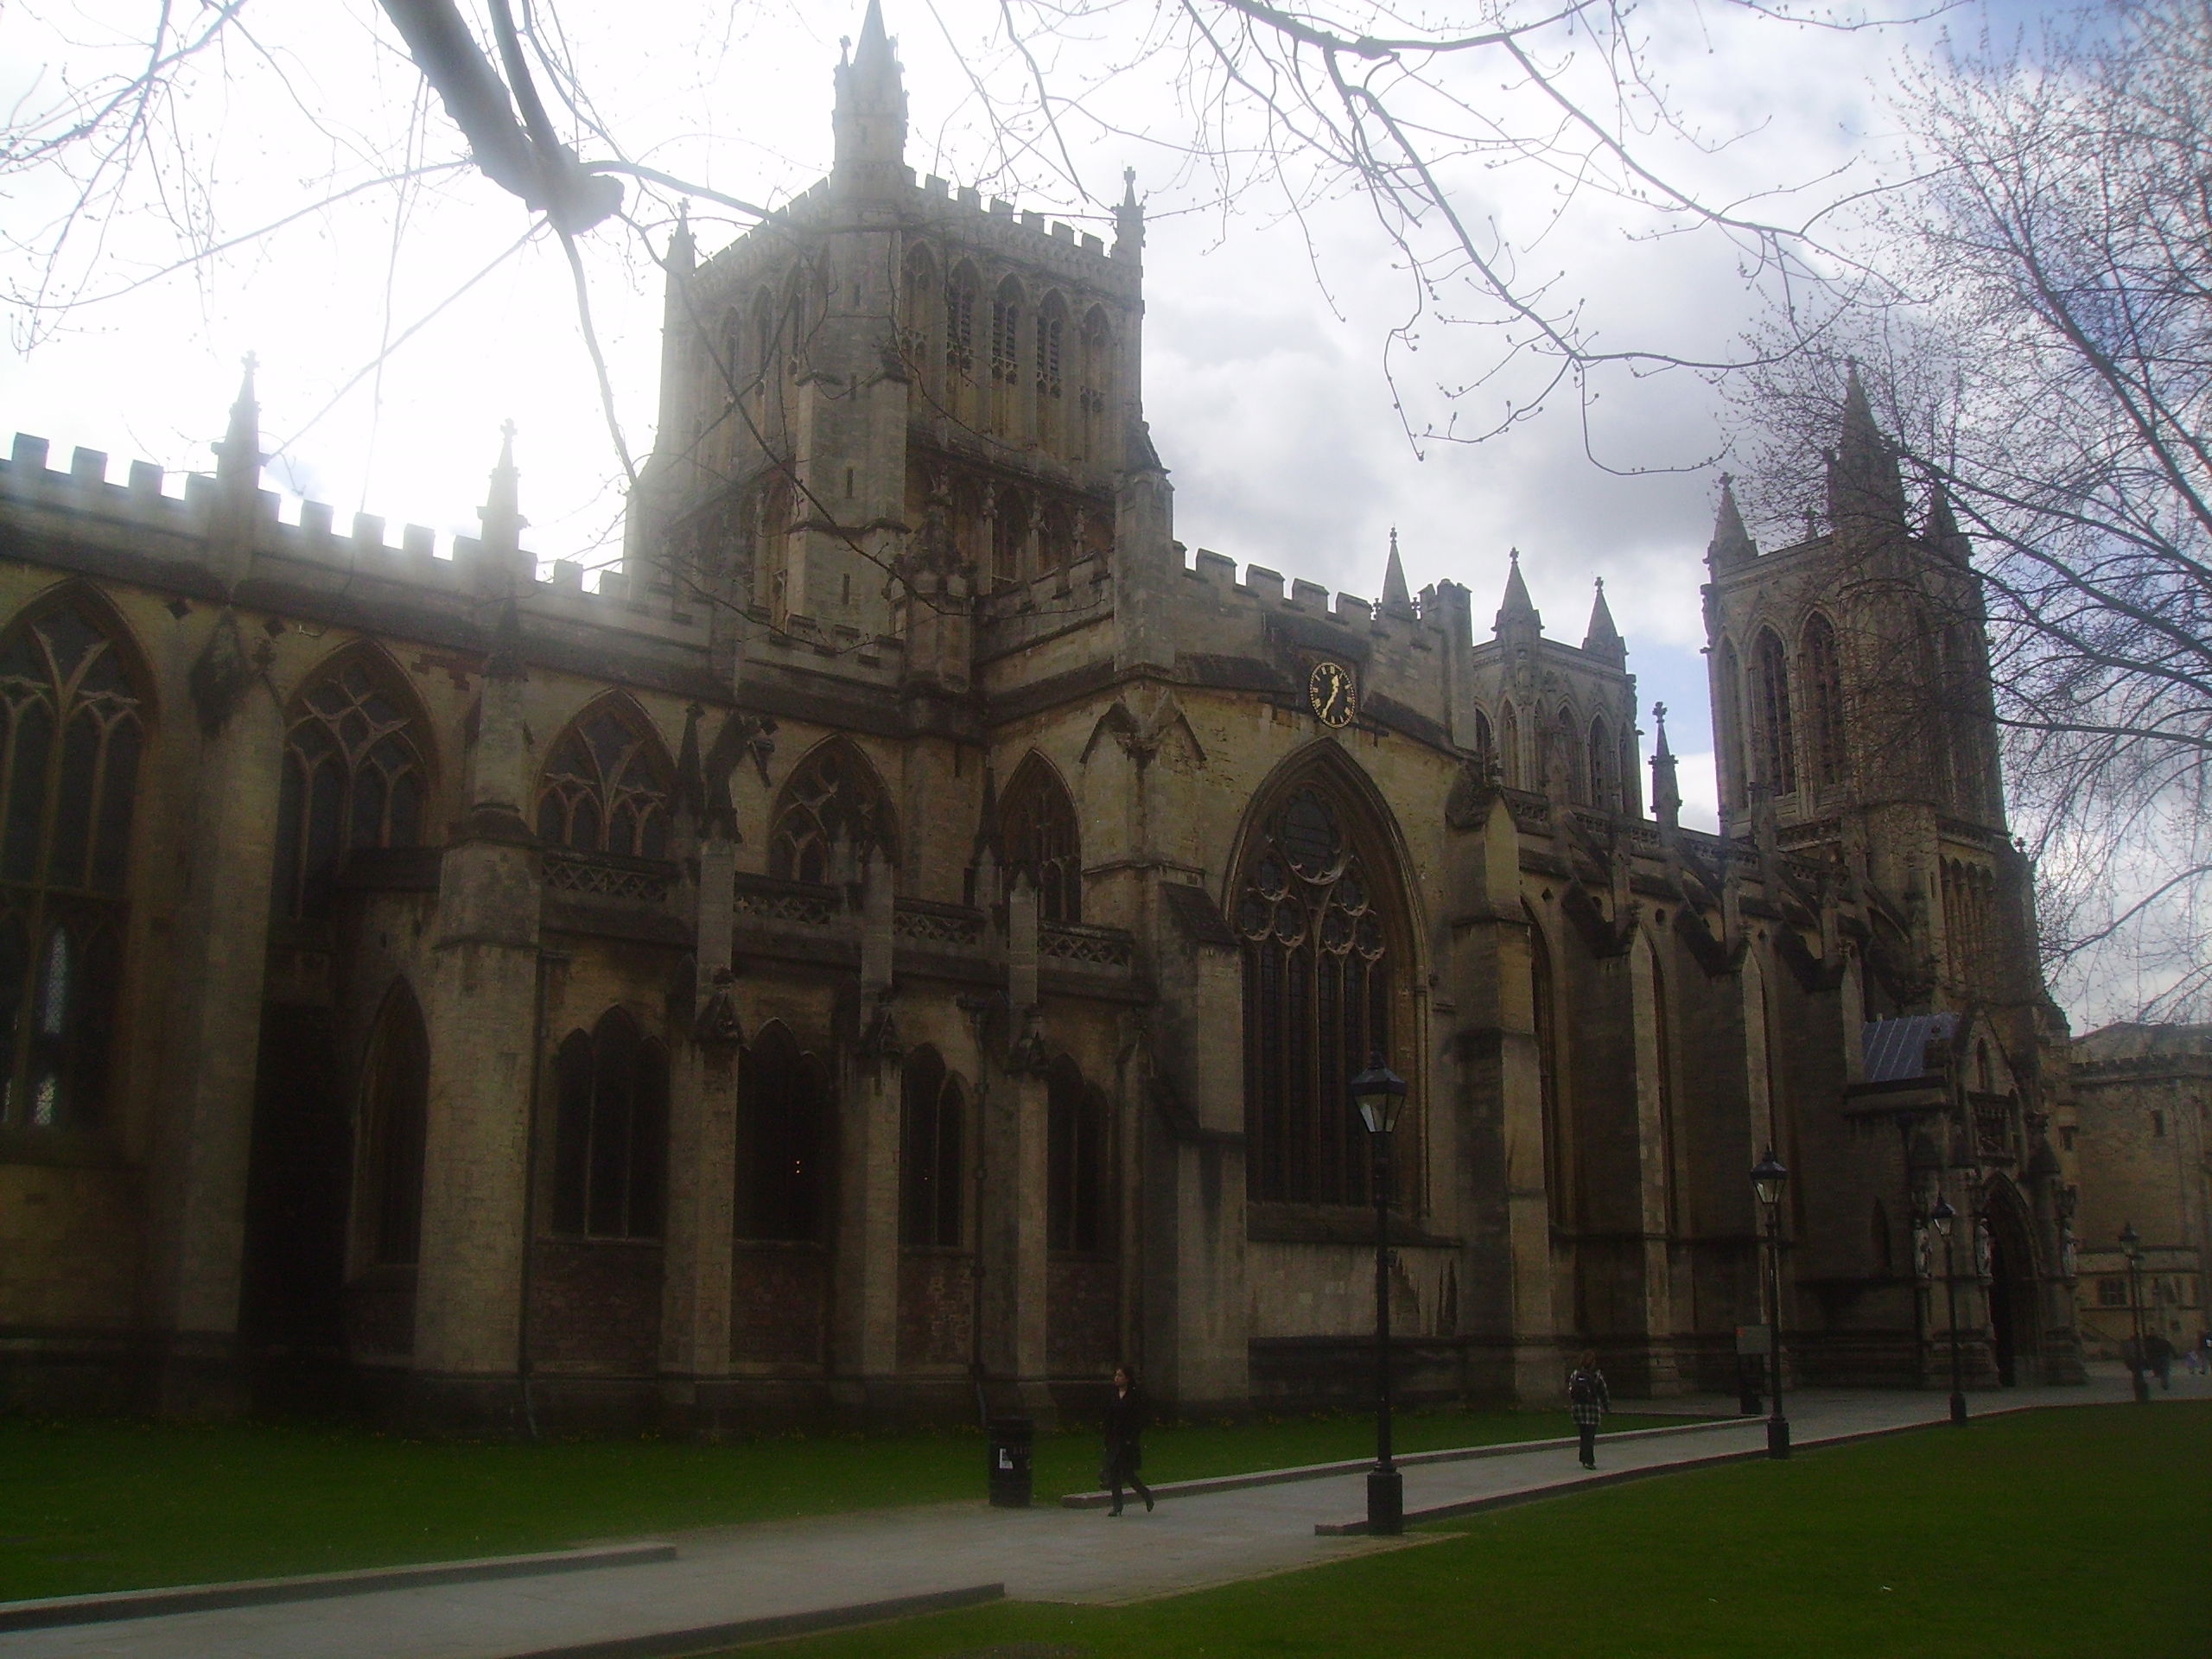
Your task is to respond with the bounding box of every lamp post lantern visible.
[1351,1052,1409,1535]
[2120,1221,2151,1405]
[1929,1195,1967,1424]
[1751,1149,1790,1459]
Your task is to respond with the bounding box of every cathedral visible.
[0,9,2085,1432]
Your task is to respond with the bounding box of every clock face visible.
[1308,660,1356,728]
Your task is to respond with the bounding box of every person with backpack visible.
[1567,1351,1610,1469]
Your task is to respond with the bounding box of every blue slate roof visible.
[1862,1013,1957,1084]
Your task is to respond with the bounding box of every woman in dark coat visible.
[1103,1364,1154,1516]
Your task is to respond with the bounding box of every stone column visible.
[410,618,541,1428]
[147,609,286,1414]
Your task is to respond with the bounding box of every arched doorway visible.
[1981,1185,2039,1387]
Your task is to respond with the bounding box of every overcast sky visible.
[1,0,2090,849]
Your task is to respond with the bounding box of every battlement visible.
[3,429,707,645]
[1173,543,1461,649]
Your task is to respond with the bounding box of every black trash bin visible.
[987,1416,1033,1508]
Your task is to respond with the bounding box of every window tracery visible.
[537,703,672,860]
[767,741,896,885]
[1802,611,1845,787]
[275,658,428,919]
[1236,781,1405,1206]
[999,754,1081,924]
[0,601,143,1130]
[1754,628,1798,796]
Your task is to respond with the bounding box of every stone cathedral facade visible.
[0,11,2084,1430]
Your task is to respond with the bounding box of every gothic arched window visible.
[1718,639,1746,812]
[1498,702,1521,790]
[1802,611,1845,788]
[537,702,672,859]
[0,600,144,1130]
[1236,778,1408,1206]
[900,1046,965,1248]
[1046,1057,1110,1254]
[991,487,1029,585]
[736,1023,834,1243]
[1035,293,1068,452]
[1550,706,1586,804]
[899,246,938,396]
[1472,709,1496,776]
[1000,753,1081,924]
[1754,628,1798,796]
[275,657,429,919]
[361,982,429,1266]
[768,741,897,884]
[1586,715,1614,812]
[1077,306,1111,459]
[944,263,980,408]
[550,1007,668,1239]
[990,276,1025,435]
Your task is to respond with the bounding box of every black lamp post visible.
[1751,1149,1790,1459]
[2120,1221,2151,1404]
[1929,1195,1967,1424]
[1351,1052,1409,1535]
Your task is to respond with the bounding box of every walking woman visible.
[1567,1350,1610,1469]
[1102,1363,1154,1516]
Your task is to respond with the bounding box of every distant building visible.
[0,5,2083,1431]
[2066,1024,2210,1358]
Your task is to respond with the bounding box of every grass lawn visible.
[0,1402,1698,1602]
[734,1402,2210,1659]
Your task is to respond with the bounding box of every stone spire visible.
[1649,700,1681,830]
[213,353,264,496]
[1707,473,1756,570]
[668,199,695,277]
[1380,526,1414,618]
[1113,166,1145,265]
[1827,361,1909,542]
[1581,576,1624,665]
[1926,474,1971,564]
[475,422,530,594]
[832,0,906,196]
[1493,549,1541,639]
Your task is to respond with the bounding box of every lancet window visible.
[1047,1057,1110,1254]
[1754,629,1798,796]
[1498,702,1521,790]
[944,264,979,392]
[550,1007,668,1240]
[735,1024,834,1243]
[990,276,1024,431]
[1802,612,1845,788]
[1077,307,1110,459]
[1035,296,1067,451]
[537,703,672,860]
[361,983,429,1266]
[767,741,896,885]
[999,754,1081,924]
[0,601,144,1131]
[275,658,429,920]
[1586,715,1614,810]
[1236,779,1408,1207]
[900,1047,965,1248]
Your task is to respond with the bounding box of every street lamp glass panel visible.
[1930,1195,1956,1236]
[1351,1055,1408,1138]
[1751,1149,1788,1210]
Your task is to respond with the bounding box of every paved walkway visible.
[5,1370,2195,1659]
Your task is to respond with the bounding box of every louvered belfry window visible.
[1236,785,1399,1205]
[0,604,143,1130]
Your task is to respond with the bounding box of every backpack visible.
[1568,1370,1596,1407]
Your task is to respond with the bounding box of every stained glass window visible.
[275,659,427,918]
[537,704,671,859]
[0,601,143,1131]
[550,1007,668,1240]
[1237,783,1404,1206]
